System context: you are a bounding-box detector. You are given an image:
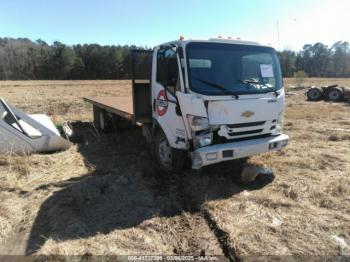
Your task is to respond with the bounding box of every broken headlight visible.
[187,115,212,148]
[187,115,209,131]
[193,129,213,148]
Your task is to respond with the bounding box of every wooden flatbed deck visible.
[83,96,134,121]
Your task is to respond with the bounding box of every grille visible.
[218,120,272,140]
[228,129,263,137]
[227,121,265,128]
[213,132,272,144]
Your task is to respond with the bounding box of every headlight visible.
[187,115,212,148]
[187,115,209,131]
[193,130,213,148]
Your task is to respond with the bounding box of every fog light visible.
[206,152,218,161]
[269,142,278,149]
[280,139,288,147]
[222,150,234,158]
[191,152,203,169]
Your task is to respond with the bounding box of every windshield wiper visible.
[237,79,279,97]
[194,78,239,99]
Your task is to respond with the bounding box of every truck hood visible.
[207,95,284,125]
[176,91,285,140]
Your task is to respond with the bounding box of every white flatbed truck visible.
[84,38,289,172]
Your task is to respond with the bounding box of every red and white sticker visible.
[156,90,168,116]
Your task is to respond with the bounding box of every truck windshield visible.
[186,42,283,96]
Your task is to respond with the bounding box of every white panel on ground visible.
[0,98,71,154]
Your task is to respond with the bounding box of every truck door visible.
[152,46,189,150]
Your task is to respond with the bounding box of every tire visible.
[306,87,323,101]
[93,106,112,132]
[326,87,344,102]
[237,157,249,166]
[93,105,102,130]
[153,130,185,173]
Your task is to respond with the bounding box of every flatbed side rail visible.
[83,96,134,121]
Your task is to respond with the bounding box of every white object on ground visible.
[272,217,283,227]
[0,98,70,154]
[61,122,73,138]
[29,114,61,136]
[240,165,273,183]
[332,235,348,249]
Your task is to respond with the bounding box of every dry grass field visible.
[0,78,349,261]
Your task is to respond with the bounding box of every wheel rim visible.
[158,137,172,168]
[99,112,105,130]
[309,90,319,99]
[329,90,340,100]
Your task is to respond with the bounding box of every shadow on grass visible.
[26,122,274,255]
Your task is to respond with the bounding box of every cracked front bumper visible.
[191,134,289,169]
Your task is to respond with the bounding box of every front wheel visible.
[154,130,185,173]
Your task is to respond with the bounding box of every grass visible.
[0,80,131,123]
[0,78,349,259]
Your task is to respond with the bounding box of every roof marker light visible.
[179,35,185,40]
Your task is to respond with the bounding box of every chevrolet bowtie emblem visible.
[241,111,255,118]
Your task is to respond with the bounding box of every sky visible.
[0,0,349,51]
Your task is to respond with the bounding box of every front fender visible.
[153,119,189,150]
[176,92,207,139]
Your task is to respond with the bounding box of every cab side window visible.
[156,47,180,93]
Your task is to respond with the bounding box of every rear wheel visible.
[326,87,343,102]
[99,111,106,130]
[306,87,323,101]
[154,130,185,173]
[93,106,112,132]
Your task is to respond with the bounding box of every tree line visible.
[1,37,350,80]
[278,41,350,77]
[0,38,150,80]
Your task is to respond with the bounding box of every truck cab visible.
[139,38,289,171]
[87,38,289,172]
